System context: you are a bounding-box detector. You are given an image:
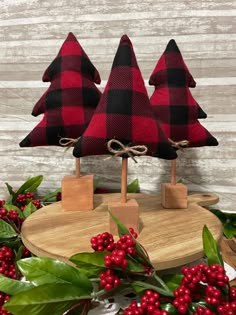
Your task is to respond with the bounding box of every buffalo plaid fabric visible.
[73,35,177,160]
[20,32,101,147]
[149,39,207,119]
[198,106,207,119]
[149,39,218,147]
[149,39,196,88]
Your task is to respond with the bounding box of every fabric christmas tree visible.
[150,39,207,120]
[20,32,101,147]
[149,39,218,148]
[73,35,177,160]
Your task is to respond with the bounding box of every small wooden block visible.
[161,183,188,209]
[108,199,139,235]
[61,175,94,211]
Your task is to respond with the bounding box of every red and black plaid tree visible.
[149,39,218,194]
[73,35,177,203]
[20,32,101,148]
[19,32,101,177]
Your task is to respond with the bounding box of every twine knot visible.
[59,137,80,151]
[168,138,189,150]
[107,139,148,163]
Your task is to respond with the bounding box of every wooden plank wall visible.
[0,0,235,211]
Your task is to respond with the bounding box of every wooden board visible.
[220,237,236,286]
[21,192,222,270]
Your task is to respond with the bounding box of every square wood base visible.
[61,175,94,211]
[108,199,139,235]
[161,183,188,209]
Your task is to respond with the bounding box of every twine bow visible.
[59,137,80,151]
[168,138,189,150]
[107,139,148,163]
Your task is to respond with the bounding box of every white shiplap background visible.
[0,0,235,211]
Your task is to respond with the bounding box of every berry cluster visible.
[0,247,16,279]
[0,293,11,315]
[0,200,5,208]
[115,234,136,256]
[217,300,236,315]
[181,263,229,289]
[171,263,235,315]
[173,285,191,314]
[205,285,221,305]
[129,227,138,239]
[16,192,34,203]
[124,290,168,315]
[0,208,24,229]
[16,192,42,211]
[91,230,138,270]
[91,230,137,258]
[56,192,62,201]
[0,195,33,315]
[99,269,120,290]
[90,232,115,251]
[91,229,140,292]
[193,306,215,315]
[104,249,128,269]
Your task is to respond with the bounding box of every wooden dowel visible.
[75,158,80,178]
[121,158,128,203]
[171,159,177,185]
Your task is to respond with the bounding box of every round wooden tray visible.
[21,193,222,270]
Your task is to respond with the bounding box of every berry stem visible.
[92,289,107,299]
[153,271,173,295]
[89,278,100,282]
[62,299,91,315]
[132,280,174,297]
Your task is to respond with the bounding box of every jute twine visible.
[107,139,148,163]
[168,138,189,150]
[59,137,80,151]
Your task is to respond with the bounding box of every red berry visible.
[99,269,120,290]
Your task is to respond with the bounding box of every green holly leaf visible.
[131,282,147,295]
[202,225,223,266]
[223,222,236,239]
[0,219,18,239]
[3,204,25,219]
[126,256,146,273]
[69,252,107,277]
[0,237,22,250]
[5,182,17,200]
[127,179,140,193]
[161,303,178,314]
[0,274,35,295]
[108,210,130,235]
[14,245,25,262]
[209,208,228,224]
[23,202,38,219]
[17,257,92,293]
[42,188,61,202]
[16,175,43,195]
[162,274,183,291]
[4,283,91,315]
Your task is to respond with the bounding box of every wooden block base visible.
[108,198,139,235]
[161,183,188,209]
[61,175,94,211]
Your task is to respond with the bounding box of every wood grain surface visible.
[0,0,235,213]
[220,238,236,286]
[21,192,222,270]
